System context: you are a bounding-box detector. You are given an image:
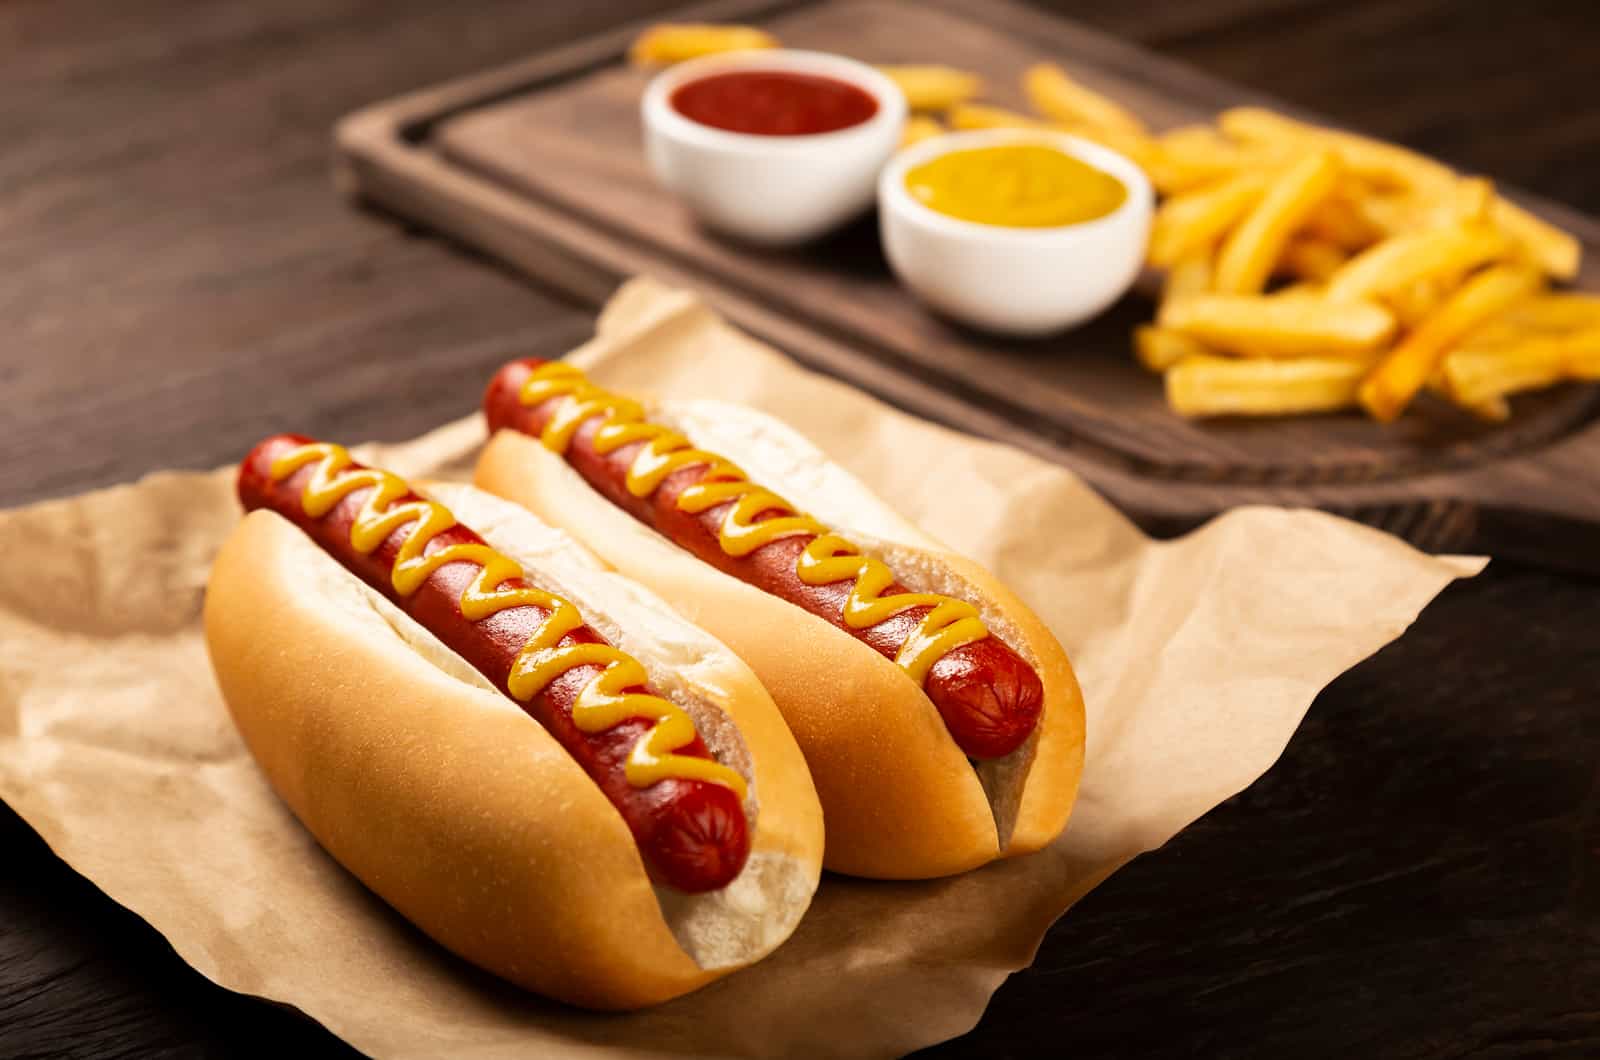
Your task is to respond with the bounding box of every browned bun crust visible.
[204,505,822,1009]
[474,421,1085,880]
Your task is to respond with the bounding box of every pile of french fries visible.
[632,24,1598,423]
[1131,110,1597,421]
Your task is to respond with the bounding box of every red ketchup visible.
[670,70,878,136]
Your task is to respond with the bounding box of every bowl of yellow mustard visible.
[878,129,1152,336]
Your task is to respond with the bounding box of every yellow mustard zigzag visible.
[268,441,746,798]
[519,363,990,684]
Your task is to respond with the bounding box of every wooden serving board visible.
[334,0,1600,573]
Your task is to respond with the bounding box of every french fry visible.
[1439,383,1512,422]
[1139,154,1224,196]
[1159,293,1395,358]
[899,115,945,149]
[1153,125,1292,186]
[1157,124,1230,153]
[1570,329,1600,378]
[1218,107,1456,192]
[1141,138,1275,195]
[1402,177,1499,232]
[1424,362,1508,421]
[1348,192,1427,239]
[1280,238,1348,283]
[946,102,1047,131]
[1491,196,1582,280]
[1162,253,1213,306]
[1469,395,1513,421]
[1134,326,1213,373]
[1460,317,1526,349]
[1142,128,1244,193]
[877,65,981,112]
[1498,292,1600,332]
[1147,172,1266,269]
[1443,327,1600,405]
[1214,150,1340,294]
[1325,224,1507,303]
[1303,193,1388,249]
[1452,177,1496,224]
[1166,354,1368,417]
[1443,340,1568,406]
[1023,62,1146,137]
[1387,275,1460,330]
[1359,264,1543,421]
[1157,124,1258,166]
[627,23,778,66]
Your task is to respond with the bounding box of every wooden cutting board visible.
[334,0,1600,572]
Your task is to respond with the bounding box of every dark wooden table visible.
[3,1,1596,1056]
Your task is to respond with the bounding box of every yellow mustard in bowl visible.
[904,143,1127,228]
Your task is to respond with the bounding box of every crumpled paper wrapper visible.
[0,278,1481,1059]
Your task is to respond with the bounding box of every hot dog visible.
[475,359,1086,879]
[206,434,823,1008]
[238,433,749,893]
[484,364,1040,761]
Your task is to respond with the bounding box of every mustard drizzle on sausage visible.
[268,441,747,800]
[518,363,991,685]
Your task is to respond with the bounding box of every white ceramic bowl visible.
[641,50,906,247]
[878,128,1154,336]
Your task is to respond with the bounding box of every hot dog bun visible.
[203,484,823,1009]
[474,398,1085,879]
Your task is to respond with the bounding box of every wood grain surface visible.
[2,1,1596,1057]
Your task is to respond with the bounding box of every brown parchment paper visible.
[0,277,1482,1060]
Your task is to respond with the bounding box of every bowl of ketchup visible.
[642,50,905,246]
